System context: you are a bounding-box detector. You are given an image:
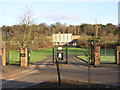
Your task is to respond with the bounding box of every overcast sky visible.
[0,0,119,26]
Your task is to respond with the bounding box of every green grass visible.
[9,50,19,64]
[9,48,52,64]
[77,56,115,63]
[77,49,115,63]
[53,47,87,55]
[8,47,87,64]
[30,48,52,63]
[67,47,87,55]
[8,48,115,64]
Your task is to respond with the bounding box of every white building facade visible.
[52,33,72,45]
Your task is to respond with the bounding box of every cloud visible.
[46,14,79,21]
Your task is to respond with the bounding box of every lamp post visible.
[87,39,101,87]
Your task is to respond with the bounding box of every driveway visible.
[2,55,119,89]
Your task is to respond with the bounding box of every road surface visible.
[1,55,119,89]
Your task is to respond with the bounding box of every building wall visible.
[46,35,80,41]
[52,33,72,45]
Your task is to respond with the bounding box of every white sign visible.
[58,47,62,50]
[58,53,62,58]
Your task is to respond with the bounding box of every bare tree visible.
[13,7,35,48]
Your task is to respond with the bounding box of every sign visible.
[57,47,63,60]
[58,47,62,50]
[20,53,26,57]
[58,53,62,58]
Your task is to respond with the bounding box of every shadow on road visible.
[2,79,119,89]
[2,79,34,89]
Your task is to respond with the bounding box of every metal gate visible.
[6,49,30,66]
[7,49,20,65]
[52,46,68,64]
[100,48,115,64]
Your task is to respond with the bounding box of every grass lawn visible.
[9,50,19,64]
[9,48,52,64]
[30,48,52,63]
[8,48,115,64]
[8,47,87,64]
[67,47,87,55]
[77,49,115,63]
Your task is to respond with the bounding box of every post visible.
[55,58,61,87]
[115,46,120,65]
[88,52,90,87]
[90,45,94,64]
[66,47,68,64]
[88,48,91,87]
[94,46,100,66]
[95,24,98,38]
[2,48,6,66]
[52,47,54,64]
[6,49,9,65]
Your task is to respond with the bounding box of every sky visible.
[0,0,119,26]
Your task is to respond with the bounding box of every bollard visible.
[2,48,6,66]
[94,46,100,66]
[115,46,120,65]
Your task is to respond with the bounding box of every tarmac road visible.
[2,55,119,89]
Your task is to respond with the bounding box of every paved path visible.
[2,55,120,89]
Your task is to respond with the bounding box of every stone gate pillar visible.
[94,46,100,66]
[115,46,120,65]
[25,48,29,65]
[20,48,28,67]
[0,48,2,66]
[2,48,6,66]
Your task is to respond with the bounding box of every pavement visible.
[1,55,120,89]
